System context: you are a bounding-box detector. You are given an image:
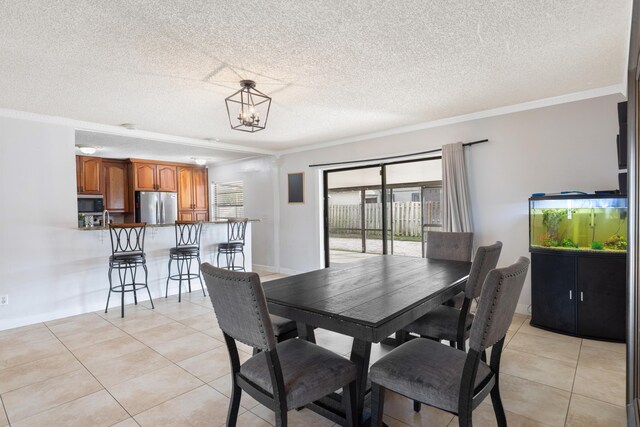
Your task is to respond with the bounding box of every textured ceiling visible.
[0,1,632,152]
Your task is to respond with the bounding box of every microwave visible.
[77,195,104,214]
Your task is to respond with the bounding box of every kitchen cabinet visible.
[76,156,102,194]
[132,161,177,191]
[530,251,626,341]
[103,160,129,212]
[178,166,209,221]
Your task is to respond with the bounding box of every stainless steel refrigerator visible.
[135,191,178,224]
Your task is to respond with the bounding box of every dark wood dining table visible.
[262,255,471,425]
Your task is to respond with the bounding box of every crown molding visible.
[0,108,276,156]
[277,84,626,156]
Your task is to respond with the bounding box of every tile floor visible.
[0,270,627,426]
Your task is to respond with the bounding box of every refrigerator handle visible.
[161,200,165,224]
[155,200,159,224]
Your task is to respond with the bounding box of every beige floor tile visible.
[232,410,273,427]
[383,415,412,427]
[209,374,260,410]
[178,313,219,332]
[150,331,224,362]
[498,373,570,427]
[506,331,581,365]
[0,398,7,427]
[47,313,112,337]
[508,313,529,333]
[516,322,582,344]
[151,301,212,321]
[578,345,626,375]
[582,338,626,355]
[56,323,127,350]
[449,402,553,426]
[380,390,454,427]
[87,347,172,387]
[250,403,335,426]
[0,351,82,394]
[500,348,576,391]
[0,335,68,371]
[566,394,626,427]
[110,418,140,427]
[573,364,626,406]
[178,346,250,383]
[71,335,147,368]
[10,390,129,427]
[2,368,103,423]
[0,327,56,349]
[135,384,240,426]
[131,321,194,348]
[201,324,226,341]
[0,323,48,339]
[107,364,203,415]
[106,310,174,334]
[45,312,104,327]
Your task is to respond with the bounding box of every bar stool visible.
[105,223,154,318]
[217,218,248,271]
[165,221,206,302]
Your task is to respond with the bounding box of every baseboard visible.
[278,267,304,276]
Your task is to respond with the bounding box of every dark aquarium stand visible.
[529,194,627,342]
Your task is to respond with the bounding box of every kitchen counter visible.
[76,219,259,231]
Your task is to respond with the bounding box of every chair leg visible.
[343,380,358,427]
[119,267,126,318]
[176,257,183,303]
[143,264,154,309]
[216,251,221,268]
[370,383,385,427]
[105,266,113,313]
[240,249,245,271]
[226,375,242,427]
[275,409,287,427]
[413,400,421,412]
[165,257,172,298]
[186,257,192,293]
[197,256,206,296]
[131,265,138,305]
[490,379,507,427]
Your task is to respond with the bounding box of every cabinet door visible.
[157,165,177,192]
[577,257,626,341]
[192,168,208,210]
[178,211,194,221]
[103,161,128,212]
[76,156,82,192]
[178,167,194,210]
[134,163,156,191]
[531,253,577,335]
[194,211,208,221]
[79,156,102,194]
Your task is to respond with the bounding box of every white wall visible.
[275,94,625,311]
[208,156,279,271]
[0,116,252,330]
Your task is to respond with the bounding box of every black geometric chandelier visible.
[225,80,271,133]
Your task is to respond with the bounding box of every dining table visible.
[262,254,471,425]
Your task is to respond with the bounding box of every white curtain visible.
[442,142,473,232]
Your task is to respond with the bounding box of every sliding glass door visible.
[324,158,442,266]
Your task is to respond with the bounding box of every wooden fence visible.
[329,201,440,237]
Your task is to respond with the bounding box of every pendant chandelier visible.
[225,80,271,133]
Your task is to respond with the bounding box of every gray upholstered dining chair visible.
[370,257,530,427]
[200,263,358,427]
[426,230,474,262]
[404,241,503,351]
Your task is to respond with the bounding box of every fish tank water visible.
[529,195,628,253]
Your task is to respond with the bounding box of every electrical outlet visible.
[0,295,8,305]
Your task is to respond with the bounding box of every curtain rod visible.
[308,139,489,168]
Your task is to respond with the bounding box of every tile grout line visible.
[564,338,583,426]
[0,395,8,427]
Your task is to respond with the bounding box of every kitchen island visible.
[1,220,254,329]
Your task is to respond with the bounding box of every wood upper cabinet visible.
[103,160,129,212]
[177,166,209,221]
[76,156,102,194]
[132,162,177,191]
[157,165,177,192]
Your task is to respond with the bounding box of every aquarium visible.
[529,194,628,253]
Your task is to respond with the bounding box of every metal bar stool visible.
[165,221,206,302]
[217,218,248,271]
[105,223,154,318]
